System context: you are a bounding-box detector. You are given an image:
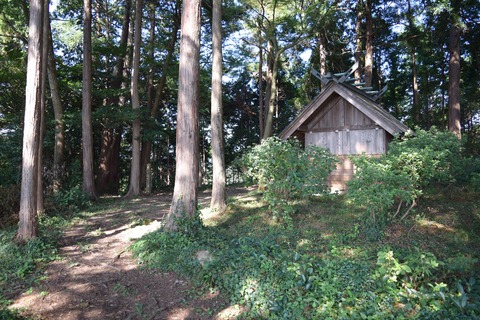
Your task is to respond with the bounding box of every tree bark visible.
[82,0,97,200]
[125,0,143,197]
[262,40,279,139]
[210,0,226,211]
[364,0,373,87]
[257,24,264,142]
[97,129,121,194]
[36,0,49,214]
[146,0,156,115]
[318,33,327,89]
[140,3,180,189]
[354,0,363,83]
[407,0,420,124]
[165,0,201,230]
[448,23,461,138]
[96,0,131,195]
[46,18,65,194]
[17,0,46,241]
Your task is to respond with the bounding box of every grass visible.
[1,187,479,319]
[131,189,480,319]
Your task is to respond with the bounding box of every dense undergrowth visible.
[131,191,480,319]
[131,130,480,319]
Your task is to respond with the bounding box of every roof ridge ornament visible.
[310,62,387,101]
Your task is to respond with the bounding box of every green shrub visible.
[0,132,22,187]
[348,155,419,231]
[0,185,20,227]
[0,308,25,320]
[387,127,474,188]
[50,185,92,213]
[240,137,337,223]
[347,127,480,235]
[470,173,480,192]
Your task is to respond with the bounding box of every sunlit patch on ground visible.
[117,219,163,242]
[416,219,456,233]
[215,304,248,319]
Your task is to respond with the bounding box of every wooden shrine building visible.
[279,65,411,192]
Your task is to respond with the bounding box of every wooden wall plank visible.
[306,128,386,155]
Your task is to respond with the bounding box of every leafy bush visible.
[0,308,24,320]
[240,137,337,222]
[471,173,480,192]
[387,127,471,187]
[0,185,20,227]
[348,155,420,232]
[0,132,22,187]
[348,128,480,234]
[50,185,92,213]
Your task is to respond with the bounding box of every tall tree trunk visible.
[210,0,226,211]
[354,0,363,83]
[96,0,131,195]
[407,0,420,124]
[263,40,279,139]
[146,0,155,114]
[448,23,461,138]
[17,0,46,241]
[411,47,420,122]
[318,33,327,88]
[364,0,373,87]
[47,18,65,194]
[36,0,49,214]
[140,2,180,189]
[82,0,97,200]
[165,0,201,230]
[257,25,264,141]
[125,0,143,197]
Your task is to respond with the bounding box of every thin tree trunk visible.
[165,0,201,230]
[82,0,97,200]
[36,0,49,214]
[258,26,264,141]
[411,47,420,122]
[210,0,226,211]
[140,6,180,189]
[140,0,155,193]
[318,33,327,89]
[166,135,171,186]
[263,41,279,139]
[448,23,461,138]
[125,0,143,197]
[47,18,65,194]
[364,0,373,87]
[407,0,420,124]
[17,0,46,241]
[147,0,155,114]
[354,0,363,83]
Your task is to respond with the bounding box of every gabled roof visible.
[279,80,410,139]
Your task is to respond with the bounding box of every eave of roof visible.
[279,80,410,139]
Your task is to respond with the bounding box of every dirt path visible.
[9,189,247,320]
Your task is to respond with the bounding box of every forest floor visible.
[8,188,250,320]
